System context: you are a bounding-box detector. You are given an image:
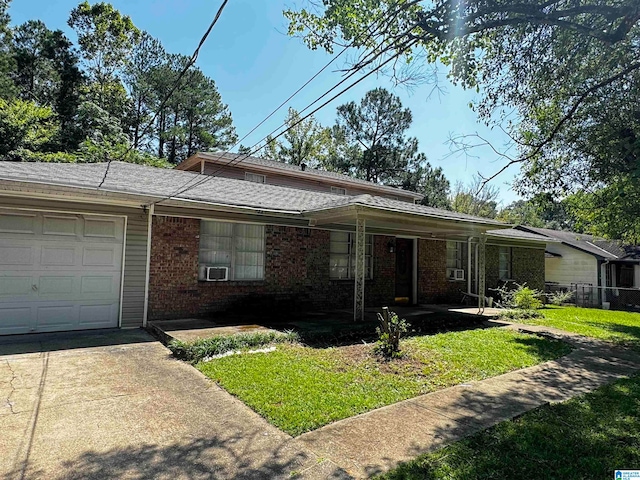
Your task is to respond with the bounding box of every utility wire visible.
[153,4,404,200]
[97,0,230,189]
[150,36,420,205]
[150,6,414,205]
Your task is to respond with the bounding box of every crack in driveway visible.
[4,360,17,415]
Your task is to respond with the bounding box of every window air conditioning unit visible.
[205,266,229,282]
[447,268,465,281]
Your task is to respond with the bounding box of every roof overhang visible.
[0,179,304,219]
[304,203,510,238]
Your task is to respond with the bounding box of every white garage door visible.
[0,209,125,335]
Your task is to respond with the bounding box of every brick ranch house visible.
[0,156,549,335]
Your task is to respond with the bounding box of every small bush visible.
[169,330,299,363]
[547,290,575,306]
[496,282,544,310]
[375,308,409,358]
[499,309,544,321]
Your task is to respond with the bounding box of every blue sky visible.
[9,0,521,204]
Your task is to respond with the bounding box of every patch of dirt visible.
[332,343,427,376]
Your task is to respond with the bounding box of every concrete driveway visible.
[0,329,346,480]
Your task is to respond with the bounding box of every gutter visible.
[0,178,304,216]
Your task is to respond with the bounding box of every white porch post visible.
[478,234,487,313]
[354,215,366,322]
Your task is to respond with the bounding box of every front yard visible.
[197,327,570,435]
[379,373,640,479]
[515,305,640,349]
[378,305,640,479]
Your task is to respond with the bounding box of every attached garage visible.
[0,209,126,335]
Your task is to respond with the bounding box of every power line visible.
[97,0,230,189]
[151,36,420,205]
[152,4,406,200]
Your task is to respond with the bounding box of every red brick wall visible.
[148,217,396,319]
[417,240,546,304]
[417,239,464,303]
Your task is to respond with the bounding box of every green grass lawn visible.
[518,306,640,349]
[378,374,640,480]
[198,328,570,435]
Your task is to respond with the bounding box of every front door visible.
[395,238,413,302]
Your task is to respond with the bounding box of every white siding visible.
[545,243,598,286]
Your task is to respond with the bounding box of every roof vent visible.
[300,163,307,171]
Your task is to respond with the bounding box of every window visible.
[618,265,634,288]
[245,172,266,184]
[446,241,463,269]
[331,186,347,195]
[446,241,466,281]
[330,231,373,279]
[499,246,512,280]
[199,221,265,280]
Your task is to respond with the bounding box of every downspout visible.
[474,242,479,295]
[467,236,472,294]
[600,259,610,308]
[142,203,154,328]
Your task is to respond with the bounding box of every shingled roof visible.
[0,161,506,226]
[517,225,640,261]
[486,228,553,242]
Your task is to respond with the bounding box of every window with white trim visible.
[199,221,265,280]
[499,246,512,280]
[245,172,266,184]
[446,241,463,269]
[329,231,373,279]
[331,186,347,195]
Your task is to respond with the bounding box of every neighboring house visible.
[516,226,640,308]
[0,159,548,336]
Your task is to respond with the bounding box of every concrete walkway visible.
[294,322,640,478]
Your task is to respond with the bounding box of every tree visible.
[401,161,451,209]
[148,55,236,164]
[0,98,58,157]
[11,20,85,151]
[263,108,330,167]
[565,180,640,243]
[124,31,165,150]
[450,176,500,219]
[285,1,640,237]
[332,87,423,185]
[68,1,139,121]
[180,70,237,159]
[0,0,16,99]
[496,200,544,227]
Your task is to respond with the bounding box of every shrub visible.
[547,290,575,306]
[496,282,544,310]
[169,330,299,363]
[375,307,409,358]
[498,309,544,321]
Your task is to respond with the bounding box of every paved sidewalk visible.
[295,322,640,478]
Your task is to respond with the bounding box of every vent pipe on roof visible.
[300,163,307,171]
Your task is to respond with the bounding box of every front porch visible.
[148,304,501,345]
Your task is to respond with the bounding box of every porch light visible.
[388,240,395,253]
